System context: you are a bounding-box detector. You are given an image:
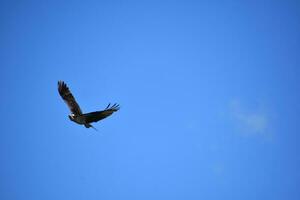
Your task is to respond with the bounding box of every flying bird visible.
[58,81,119,130]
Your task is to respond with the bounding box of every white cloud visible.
[229,100,269,136]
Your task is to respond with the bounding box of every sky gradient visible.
[1,0,300,199]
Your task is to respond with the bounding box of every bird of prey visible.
[58,81,119,130]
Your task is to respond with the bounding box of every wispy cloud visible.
[229,100,270,136]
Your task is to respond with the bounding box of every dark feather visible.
[83,103,120,123]
[58,81,83,115]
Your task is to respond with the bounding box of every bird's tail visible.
[85,124,98,131]
[91,126,98,131]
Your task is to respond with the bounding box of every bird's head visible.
[68,114,75,121]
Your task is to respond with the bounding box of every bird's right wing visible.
[58,81,83,115]
[83,103,120,123]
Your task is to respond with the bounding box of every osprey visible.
[58,81,119,130]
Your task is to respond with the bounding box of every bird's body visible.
[69,114,86,125]
[58,81,119,129]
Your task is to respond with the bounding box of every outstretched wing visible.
[83,103,120,123]
[58,81,83,115]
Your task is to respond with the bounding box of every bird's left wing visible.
[83,103,120,123]
[58,81,83,115]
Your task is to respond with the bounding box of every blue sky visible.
[1,0,300,199]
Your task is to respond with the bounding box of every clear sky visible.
[1,0,300,199]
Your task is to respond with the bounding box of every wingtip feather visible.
[104,103,120,111]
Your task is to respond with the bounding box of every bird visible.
[58,81,119,130]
